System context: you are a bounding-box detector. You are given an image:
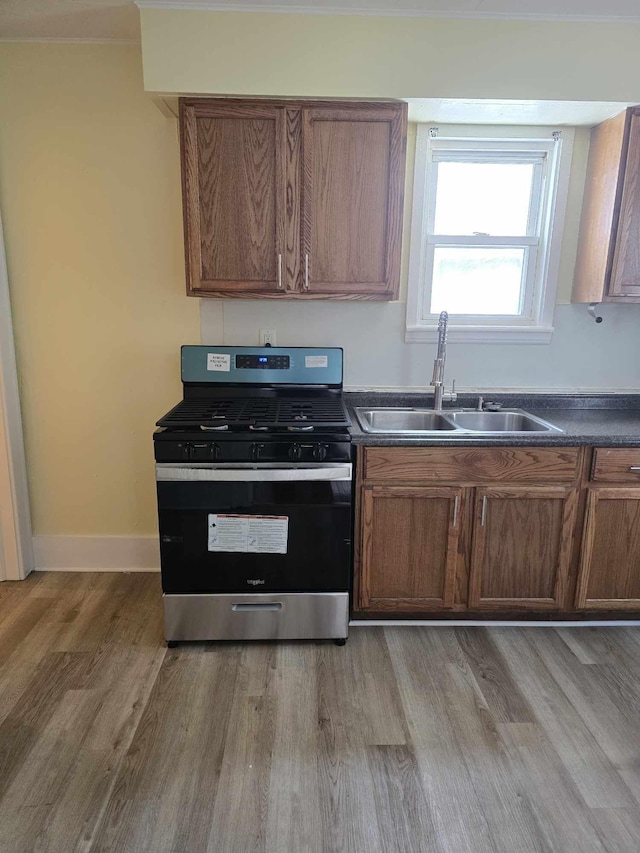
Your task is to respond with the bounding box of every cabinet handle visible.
[304,253,310,290]
[452,495,459,528]
[629,466,640,472]
[277,253,283,289]
[480,495,487,527]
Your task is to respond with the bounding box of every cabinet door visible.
[610,110,640,299]
[469,486,578,610]
[301,104,406,299]
[359,486,462,611]
[181,101,288,295]
[575,488,640,610]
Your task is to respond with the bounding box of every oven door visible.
[155,463,352,594]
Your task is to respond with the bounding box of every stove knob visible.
[190,442,219,461]
[177,442,191,461]
[288,444,303,461]
[312,444,328,461]
[251,443,265,461]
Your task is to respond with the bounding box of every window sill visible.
[405,325,554,344]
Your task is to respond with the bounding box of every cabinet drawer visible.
[591,448,640,482]
[363,446,581,483]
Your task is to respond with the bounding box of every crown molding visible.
[0,37,139,45]
[133,1,640,24]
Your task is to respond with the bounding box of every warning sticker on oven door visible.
[207,514,288,554]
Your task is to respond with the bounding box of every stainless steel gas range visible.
[153,346,352,646]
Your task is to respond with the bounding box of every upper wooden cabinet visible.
[572,106,640,303]
[179,98,407,300]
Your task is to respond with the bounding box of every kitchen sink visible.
[356,409,458,432]
[354,407,563,435]
[443,411,563,433]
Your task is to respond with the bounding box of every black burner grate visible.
[156,397,351,429]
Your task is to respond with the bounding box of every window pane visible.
[429,247,526,316]
[434,162,534,236]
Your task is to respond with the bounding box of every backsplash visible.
[200,300,640,393]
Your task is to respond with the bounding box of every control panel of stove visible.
[154,438,350,464]
[181,345,343,386]
[288,443,329,461]
[236,354,290,370]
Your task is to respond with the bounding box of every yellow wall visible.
[0,43,199,536]
[140,10,640,101]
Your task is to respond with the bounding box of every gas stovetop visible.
[154,346,352,463]
[156,395,351,431]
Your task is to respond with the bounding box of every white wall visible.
[200,300,640,392]
[140,11,640,103]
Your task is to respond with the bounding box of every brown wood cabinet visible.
[354,445,585,616]
[572,105,640,303]
[180,98,407,300]
[468,486,578,611]
[359,485,463,611]
[574,447,640,610]
[575,488,640,610]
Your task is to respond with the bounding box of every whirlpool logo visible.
[247,579,266,586]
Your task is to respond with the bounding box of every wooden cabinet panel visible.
[591,448,640,483]
[284,108,302,292]
[181,101,286,295]
[359,486,462,611]
[363,446,580,484]
[468,486,578,610]
[572,105,640,304]
[572,110,628,304]
[301,105,405,298]
[575,488,640,609]
[180,98,406,300]
[610,112,640,298]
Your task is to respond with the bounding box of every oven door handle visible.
[155,464,353,482]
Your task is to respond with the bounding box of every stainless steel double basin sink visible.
[354,407,564,435]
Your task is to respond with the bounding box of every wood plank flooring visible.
[0,572,639,852]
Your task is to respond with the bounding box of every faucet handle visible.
[449,379,457,403]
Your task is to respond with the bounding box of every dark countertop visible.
[345,392,640,447]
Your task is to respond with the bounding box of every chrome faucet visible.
[431,311,457,411]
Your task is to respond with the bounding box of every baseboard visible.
[33,535,160,572]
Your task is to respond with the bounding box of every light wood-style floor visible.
[0,572,639,852]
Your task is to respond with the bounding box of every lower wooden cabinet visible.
[355,445,640,618]
[359,485,463,611]
[575,487,640,610]
[355,445,586,616]
[468,486,578,611]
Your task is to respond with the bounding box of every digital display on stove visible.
[235,354,291,370]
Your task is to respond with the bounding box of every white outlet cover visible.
[260,329,277,346]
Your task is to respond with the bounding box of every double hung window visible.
[406,127,573,343]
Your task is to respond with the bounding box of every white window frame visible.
[406,127,575,344]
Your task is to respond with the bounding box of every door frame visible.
[0,209,33,581]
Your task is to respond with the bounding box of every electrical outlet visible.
[259,329,277,346]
